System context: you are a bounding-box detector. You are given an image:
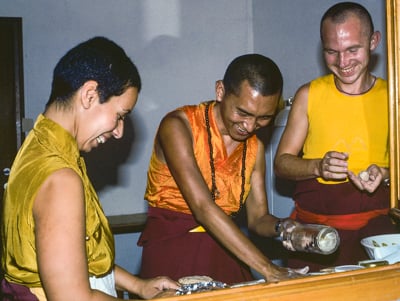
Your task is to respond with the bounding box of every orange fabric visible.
[144,101,258,215]
[291,204,389,230]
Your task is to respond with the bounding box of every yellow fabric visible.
[2,114,114,288]
[145,101,258,215]
[303,74,389,184]
[189,225,206,232]
[30,287,47,301]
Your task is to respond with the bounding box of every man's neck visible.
[334,74,376,96]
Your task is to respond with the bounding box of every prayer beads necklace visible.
[204,101,246,218]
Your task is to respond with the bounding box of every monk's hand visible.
[263,265,309,283]
[319,151,349,181]
[348,164,382,193]
[279,219,299,251]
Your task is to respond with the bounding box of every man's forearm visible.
[274,153,321,181]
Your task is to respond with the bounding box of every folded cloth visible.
[89,270,117,297]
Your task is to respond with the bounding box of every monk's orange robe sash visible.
[291,204,389,230]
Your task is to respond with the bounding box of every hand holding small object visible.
[348,164,384,193]
[359,170,370,181]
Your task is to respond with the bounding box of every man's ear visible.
[215,80,225,102]
[81,80,99,109]
[370,31,381,51]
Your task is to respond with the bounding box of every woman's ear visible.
[215,80,225,102]
[81,80,99,109]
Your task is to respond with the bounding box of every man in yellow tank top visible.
[275,2,397,272]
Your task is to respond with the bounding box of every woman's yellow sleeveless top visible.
[303,74,389,184]
[145,101,258,215]
[2,114,114,287]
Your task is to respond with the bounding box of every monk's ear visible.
[81,80,99,109]
[369,31,381,51]
[215,80,225,102]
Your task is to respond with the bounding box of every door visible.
[0,17,24,282]
[0,17,24,200]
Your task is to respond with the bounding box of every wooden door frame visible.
[387,0,400,208]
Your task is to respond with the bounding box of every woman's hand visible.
[137,276,180,299]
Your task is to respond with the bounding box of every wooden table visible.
[107,213,400,300]
[158,263,400,301]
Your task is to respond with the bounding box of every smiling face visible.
[78,86,139,152]
[217,80,279,142]
[321,14,378,88]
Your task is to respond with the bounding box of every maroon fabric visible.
[294,178,390,215]
[137,207,253,285]
[288,179,397,272]
[1,278,39,301]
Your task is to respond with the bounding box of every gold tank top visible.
[2,114,114,287]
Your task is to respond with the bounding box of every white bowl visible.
[361,234,400,260]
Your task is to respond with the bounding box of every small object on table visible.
[334,265,364,272]
[176,276,227,295]
[358,259,389,268]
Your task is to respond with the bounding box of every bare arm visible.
[34,168,114,301]
[34,169,178,301]
[274,84,349,181]
[274,84,321,180]
[246,140,280,237]
[156,111,300,281]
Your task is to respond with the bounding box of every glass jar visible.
[282,223,340,255]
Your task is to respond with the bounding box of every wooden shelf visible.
[106,213,147,234]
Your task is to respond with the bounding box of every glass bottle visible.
[282,223,340,255]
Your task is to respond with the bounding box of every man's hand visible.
[262,264,309,283]
[279,218,299,251]
[318,151,349,180]
[348,164,383,193]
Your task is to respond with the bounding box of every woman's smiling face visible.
[79,86,139,152]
